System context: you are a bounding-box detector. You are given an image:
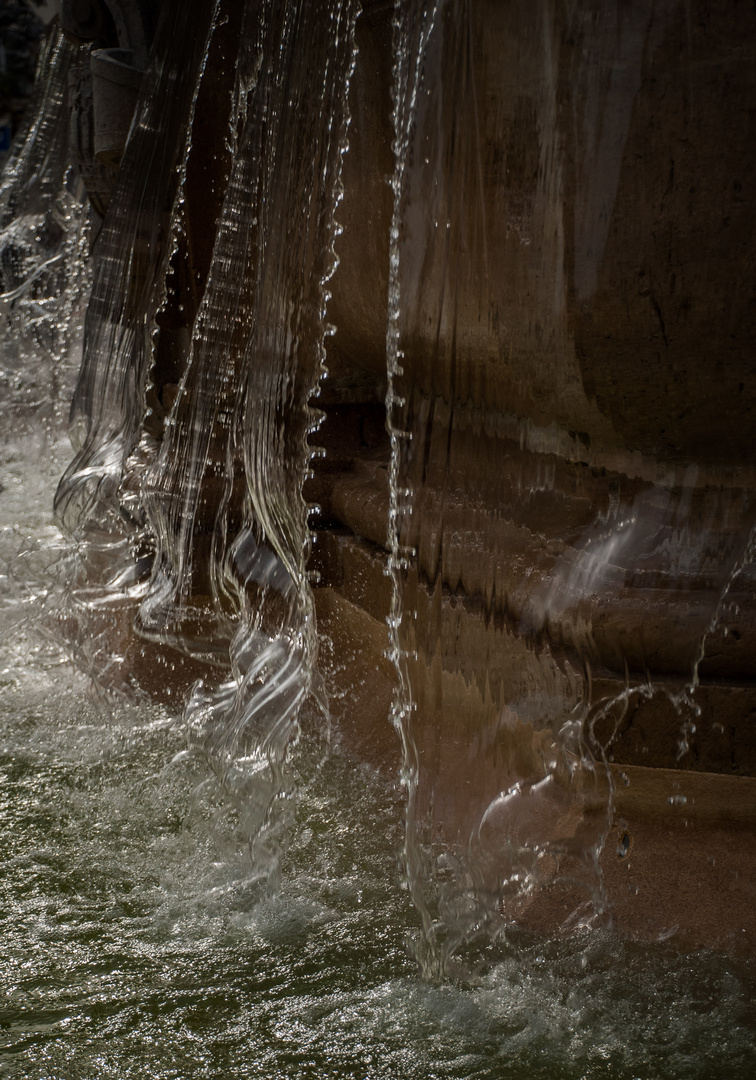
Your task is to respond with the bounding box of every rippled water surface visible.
[0,438,754,1080]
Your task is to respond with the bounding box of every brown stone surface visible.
[324,0,393,401]
[601,765,756,956]
[304,7,756,864]
[329,1,756,463]
[569,2,756,466]
[313,588,756,954]
[593,679,756,776]
[315,585,397,763]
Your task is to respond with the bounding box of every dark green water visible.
[1,441,755,1080]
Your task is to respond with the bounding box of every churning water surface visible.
[1,437,755,1080]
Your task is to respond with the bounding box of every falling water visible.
[384,0,756,976]
[1,0,756,1075]
[386,0,615,971]
[130,0,361,874]
[0,27,88,435]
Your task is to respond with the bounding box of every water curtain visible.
[140,0,360,866]
[2,0,755,969]
[0,27,88,434]
[33,0,360,876]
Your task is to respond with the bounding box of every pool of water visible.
[1,437,755,1080]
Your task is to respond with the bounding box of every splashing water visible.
[1,483,755,1076]
[27,0,359,887]
[0,28,89,437]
